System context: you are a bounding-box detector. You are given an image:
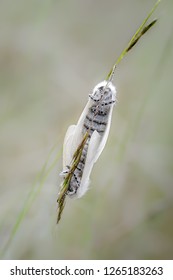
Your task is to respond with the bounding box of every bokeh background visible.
[0,0,173,260]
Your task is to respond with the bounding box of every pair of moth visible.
[57,0,161,223]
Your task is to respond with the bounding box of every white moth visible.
[60,80,116,198]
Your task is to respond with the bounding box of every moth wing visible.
[71,99,92,149]
[62,124,76,169]
[77,130,101,198]
[62,99,92,169]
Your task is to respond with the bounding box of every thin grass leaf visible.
[126,19,157,52]
[106,0,161,81]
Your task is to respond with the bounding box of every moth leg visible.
[101,100,115,106]
[59,165,70,177]
[67,186,76,195]
[67,172,80,196]
[67,185,77,196]
[60,163,80,196]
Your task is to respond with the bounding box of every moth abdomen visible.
[83,122,106,135]
[83,106,110,136]
[67,139,89,197]
[86,115,107,126]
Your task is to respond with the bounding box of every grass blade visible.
[106,0,161,81]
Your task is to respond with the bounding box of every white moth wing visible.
[62,99,92,170]
[62,124,76,169]
[70,99,92,151]
[77,130,101,198]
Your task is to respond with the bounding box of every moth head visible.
[89,80,116,104]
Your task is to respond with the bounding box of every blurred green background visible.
[0,0,173,260]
